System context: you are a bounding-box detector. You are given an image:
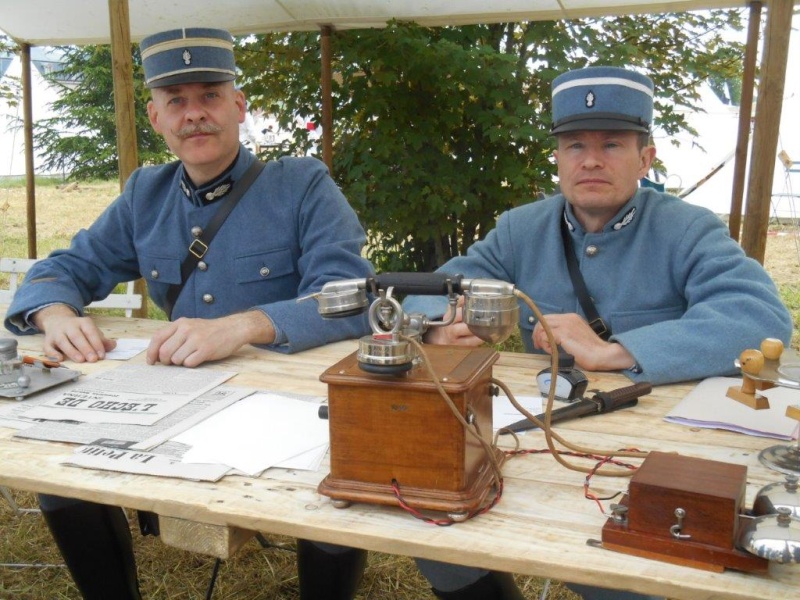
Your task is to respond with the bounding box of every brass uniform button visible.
[259,267,270,277]
[150,269,159,279]
[585,245,598,257]
[198,261,208,271]
[202,294,214,304]
[191,226,203,237]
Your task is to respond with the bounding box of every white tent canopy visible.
[0,0,746,45]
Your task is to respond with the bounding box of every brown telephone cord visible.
[404,288,648,482]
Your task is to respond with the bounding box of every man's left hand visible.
[146,310,275,367]
[532,313,634,372]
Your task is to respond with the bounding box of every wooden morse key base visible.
[601,452,768,573]
[726,338,786,410]
[318,345,504,517]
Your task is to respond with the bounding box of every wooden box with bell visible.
[318,345,504,517]
[601,452,768,573]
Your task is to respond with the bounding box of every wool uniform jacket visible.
[403,187,793,385]
[6,150,373,353]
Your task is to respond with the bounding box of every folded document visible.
[664,377,800,440]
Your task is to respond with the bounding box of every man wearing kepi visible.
[5,28,372,599]
[404,67,792,599]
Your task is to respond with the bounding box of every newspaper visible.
[14,385,252,446]
[62,391,330,481]
[20,364,235,425]
[63,444,231,482]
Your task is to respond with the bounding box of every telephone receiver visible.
[309,272,520,344]
[305,272,521,372]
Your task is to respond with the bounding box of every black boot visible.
[39,499,141,600]
[432,571,525,600]
[296,539,367,600]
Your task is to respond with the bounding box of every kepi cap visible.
[140,27,236,89]
[550,66,653,135]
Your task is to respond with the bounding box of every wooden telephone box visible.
[318,345,504,516]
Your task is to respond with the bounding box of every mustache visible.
[174,123,223,138]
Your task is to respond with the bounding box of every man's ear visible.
[147,100,161,133]
[638,145,656,178]
[235,90,247,125]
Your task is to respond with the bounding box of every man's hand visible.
[146,310,275,367]
[532,313,634,371]
[31,304,117,363]
[423,298,483,347]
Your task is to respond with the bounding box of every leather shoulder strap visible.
[559,215,611,340]
[163,160,266,319]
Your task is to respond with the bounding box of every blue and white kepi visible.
[550,66,653,135]
[140,27,236,89]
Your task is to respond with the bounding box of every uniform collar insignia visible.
[612,206,637,231]
[562,209,575,232]
[196,175,234,205]
[204,181,232,202]
[179,178,191,198]
[179,153,240,205]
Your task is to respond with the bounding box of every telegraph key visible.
[600,452,769,573]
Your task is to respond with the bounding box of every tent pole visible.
[107,0,147,317]
[321,25,334,173]
[728,1,762,242]
[20,43,36,258]
[741,0,793,263]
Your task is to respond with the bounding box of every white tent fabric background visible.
[654,14,800,218]
[0,50,65,177]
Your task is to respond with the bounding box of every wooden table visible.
[1,314,798,599]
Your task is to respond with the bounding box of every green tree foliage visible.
[238,12,744,271]
[33,45,169,180]
[29,12,744,270]
[0,35,18,107]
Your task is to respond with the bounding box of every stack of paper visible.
[664,377,800,440]
[174,392,329,476]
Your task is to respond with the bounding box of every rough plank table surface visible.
[1,313,798,599]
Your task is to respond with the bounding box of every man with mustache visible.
[5,27,373,599]
[403,66,792,599]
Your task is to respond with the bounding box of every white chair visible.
[0,257,36,305]
[772,150,800,224]
[0,257,142,317]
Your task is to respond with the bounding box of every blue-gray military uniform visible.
[407,65,793,600]
[404,186,792,385]
[5,149,373,349]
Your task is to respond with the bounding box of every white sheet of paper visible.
[664,377,800,440]
[105,339,150,360]
[493,394,543,431]
[174,393,329,476]
[275,442,329,471]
